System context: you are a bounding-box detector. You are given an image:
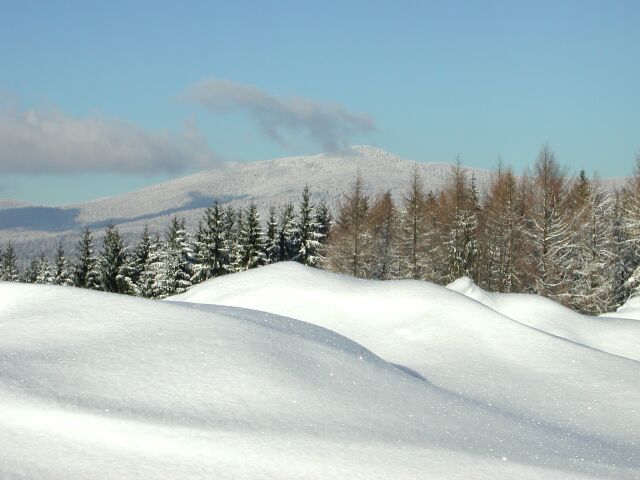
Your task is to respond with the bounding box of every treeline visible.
[0,186,331,299]
[2,144,640,314]
[327,145,640,314]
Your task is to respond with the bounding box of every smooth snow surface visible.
[2,266,639,479]
[447,276,640,361]
[170,263,640,478]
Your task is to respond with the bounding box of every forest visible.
[1,144,639,315]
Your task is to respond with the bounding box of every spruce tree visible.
[278,202,298,261]
[0,243,20,281]
[130,225,152,288]
[23,257,39,283]
[139,233,161,298]
[74,228,100,289]
[99,225,135,294]
[34,254,53,284]
[168,217,195,293]
[192,200,229,282]
[53,243,74,286]
[296,186,322,266]
[235,203,266,271]
[315,199,332,245]
[265,205,280,264]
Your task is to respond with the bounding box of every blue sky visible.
[0,0,639,204]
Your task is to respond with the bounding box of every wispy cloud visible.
[184,78,375,151]
[0,106,219,174]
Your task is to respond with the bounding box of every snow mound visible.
[6,282,640,477]
[170,263,640,458]
[447,277,640,362]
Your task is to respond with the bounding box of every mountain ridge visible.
[0,145,629,259]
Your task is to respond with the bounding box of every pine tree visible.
[130,225,153,289]
[23,257,39,283]
[53,243,74,286]
[74,228,100,289]
[34,254,53,284]
[235,203,266,271]
[139,233,161,298]
[278,202,298,261]
[0,243,20,281]
[164,216,195,294]
[265,205,280,264]
[296,186,322,266]
[192,201,229,282]
[99,225,135,294]
[229,209,245,272]
[315,199,332,245]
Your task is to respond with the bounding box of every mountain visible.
[0,146,628,260]
[2,264,639,478]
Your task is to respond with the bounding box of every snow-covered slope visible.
[447,276,640,361]
[170,263,640,457]
[4,282,638,478]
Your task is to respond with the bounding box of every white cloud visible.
[0,106,218,173]
[184,78,375,151]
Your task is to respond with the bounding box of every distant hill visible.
[0,146,628,260]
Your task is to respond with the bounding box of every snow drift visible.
[1,265,639,478]
[170,263,640,464]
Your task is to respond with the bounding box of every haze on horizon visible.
[1,0,638,205]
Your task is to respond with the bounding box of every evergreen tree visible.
[192,201,229,282]
[265,205,280,264]
[130,225,152,289]
[0,243,20,281]
[74,228,100,289]
[296,186,322,266]
[34,254,53,284]
[99,225,135,294]
[165,216,195,294]
[53,243,74,286]
[222,205,237,254]
[23,257,39,283]
[229,209,245,271]
[315,199,332,245]
[139,233,161,298]
[235,203,266,271]
[278,202,298,261]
